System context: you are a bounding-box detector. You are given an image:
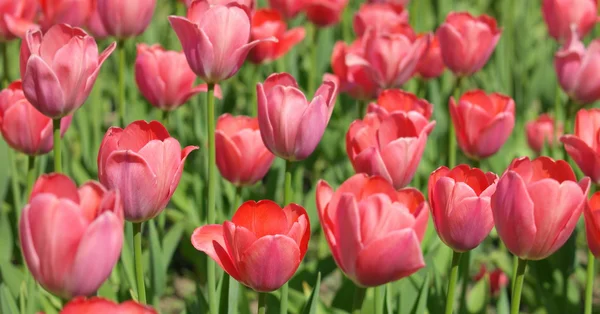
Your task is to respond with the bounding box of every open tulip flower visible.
[94,0,156,38]
[586,192,600,258]
[542,0,598,42]
[192,200,310,292]
[353,3,409,37]
[20,174,124,299]
[0,0,38,41]
[367,89,433,123]
[491,156,591,260]
[561,109,600,184]
[316,174,428,287]
[330,38,379,100]
[526,114,562,155]
[61,297,156,314]
[304,0,349,27]
[249,9,306,64]
[39,0,93,30]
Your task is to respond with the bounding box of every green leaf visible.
[120,222,136,297]
[0,262,23,298]
[149,220,166,302]
[497,287,510,314]
[0,210,13,263]
[0,284,19,314]
[218,274,240,314]
[466,274,489,314]
[301,272,321,314]
[162,221,184,273]
[410,273,430,314]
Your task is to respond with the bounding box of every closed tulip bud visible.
[95,0,156,38]
[330,39,379,100]
[437,12,501,76]
[428,165,498,252]
[561,109,600,183]
[192,200,310,292]
[257,73,337,161]
[97,120,198,222]
[316,174,428,287]
[353,3,408,37]
[169,1,276,84]
[367,89,433,123]
[0,0,38,41]
[542,0,598,42]
[40,0,93,30]
[416,32,445,79]
[450,90,515,159]
[0,80,72,155]
[491,156,590,260]
[526,114,562,154]
[304,0,349,27]
[346,112,435,189]
[268,0,303,19]
[20,25,116,119]
[86,6,109,39]
[60,297,157,314]
[216,114,275,186]
[249,9,305,64]
[586,192,600,258]
[20,174,124,299]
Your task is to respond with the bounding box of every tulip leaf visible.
[410,272,430,314]
[301,272,321,314]
[0,140,10,203]
[218,274,240,314]
[120,222,136,296]
[466,274,489,314]
[0,210,13,263]
[0,262,23,298]
[162,221,184,273]
[0,284,18,314]
[497,287,510,314]
[148,220,166,304]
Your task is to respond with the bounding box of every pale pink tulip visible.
[353,3,408,37]
[40,0,93,30]
[542,0,598,42]
[561,109,600,183]
[95,0,156,38]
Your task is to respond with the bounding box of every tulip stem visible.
[118,40,126,126]
[233,186,242,210]
[9,150,21,213]
[352,286,367,314]
[585,250,595,314]
[374,285,385,314]
[458,250,471,314]
[1,42,8,87]
[307,23,318,96]
[510,258,527,314]
[25,155,36,201]
[206,83,218,314]
[553,83,563,160]
[53,119,62,173]
[448,77,462,168]
[445,251,462,314]
[280,159,293,314]
[257,292,267,314]
[133,222,146,304]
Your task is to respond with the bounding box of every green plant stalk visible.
[279,159,293,314]
[9,150,21,214]
[118,40,126,126]
[510,258,527,314]
[445,251,462,314]
[133,222,146,304]
[258,292,267,314]
[308,23,318,96]
[458,250,471,314]
[24,155,36,208]
[448,77,462,168]
[206,83,218,314]
[553,83,562,160]
[375,285,384,314]
[352,286,367,314]
[162,110,170,126]
[585,250,595,314]
[233,186,242,210]
[53,119,62,173]
[511,255,518,292]
[1,42,9,87]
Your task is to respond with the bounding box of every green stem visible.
[308,23,318,96]
[133,222,146,304]
[553,83,562,160]
[280,160,293,314]
[352,286,367,314]
[458,250,471,314]
[258,292,267,314]
[448,77,462,168]
[53,119,62,173]
[585,250,595,314]
[206,83,218,314]
[511,255,518,292]
[233,186,242,210]
[9,150,21,213]
[1,42,9,87]
[162,110,170,127]
[445,251,462,314]
[374,285,384,314]
[341,5,352,43]
[118,40,126,126]
[24,155,36,205]
[510,258,527,314]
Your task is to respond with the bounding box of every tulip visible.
[586,192,600,258]
[491,156,590,260]
[268,0,303,19]
[353,3,408,37]
[330,39,378,100]
[437,12,501,76]
[304,0,349,27]
[169,1,276,84]
[216,114,276,186]
[346,112,435,189]
[428,165,497,252]
[95,0,156,38]
[189,0,255,9]
[192,200,310,292]
[97,120,198,222]
[525,114,562,154]
[542,0,598,42]
[561,109,600,184]
[450,90,515,159]
[368,0,410,5]
[61,297,156,314]
[554,29,600,105]
[20,174,124,299]
[257,72,337,161]
[0,80,72,155]
[367,89,433,123]
[316,174,428,287]
[416,32,445,79]
[0,0,38,41]
[249,9,305,64]
[39,0,93,30]
[20,24,116,119]
[473,266,509,297]
[86,6,109,39]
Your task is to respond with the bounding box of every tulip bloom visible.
[304,0,349,27]
[316,174,428,287]
[192,200,310,292]
[268,0,302,19]
[95,0,156,38]
[86,6,108,39]
[586,192,600,258]
[353,3,408,37]
[346,112,435,189]
[97,120,198,222]
[526,114,562,154]
[542,0,598,42]
[257,73,337,161]
[428,165,497,252]
[561,109,600,183]
[61,297,156,314]
[368,0,410,5]
[0,81,72,155]
[367,89,433,123]
[169,1,276,84]
[40,0,93,30]
[216,114,275,186]
[20,174,124,299]
[437,12,501,76]
[491,156,591,260]
[249,9,305,64]
[450,90,515,159]
[0,0,38,41]
[20,24,116,119]
[416,32,445,79]
[330,39,378,100]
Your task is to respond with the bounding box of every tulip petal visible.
[294,95,328,160]
[216,130,242,184]
[168,16,215,80]
[191,224,241,281]
[83,42,116,102]
[22,55,66,118]
[30,173,80,204]
[335,193,363,277]
[561,135,600,183]
[475,113,515,158]
[232,200,289,237]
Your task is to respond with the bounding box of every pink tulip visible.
[0,0,38,41]
[316,174,428,287]
[586,192,600,258]
[330,38,379,100]
[525,114,562,154]
[257,73,337,161]
[39,0,93,30]
[561,109,600,184]
[437,12,502,76]
[0,80,72,155]
[346,112,435,189]
[491,156,590,260]
[97,120,198,222]
[216,114,275,186]
[304,0,349,27]
[542,0,598,42]
[416,32,445,79]
[20,24,116,119]
[192,200,310,292]
[554,29,600,105]
[353,3,408,37]
[20,174,124,299]
[86,5,109,39]
[249,9,305,64]
[368,0,410,5]
[188,0,255,9]
[367,89,433,123]
[61,297,156,314]
[268,0,303,19]
[95,0,156,38]
[428,165,497,252]
[169,1,276,83]
[450,90,515,159]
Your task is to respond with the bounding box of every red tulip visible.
[20,174,124,299]
[39,0,93,30]
[249,9,305,64]
[367,89,433,123]
[353,3,408,37]
[95,0,156,38]
[97,120,198,222]
[0,0,38,41]
[61,297,156,314]
[450,90,515,159]
[473,266,509,297]
[561,109,600,184]
[304,0,349,27]
[586,192,600,258]
[216,114,276,186]
[428,165,498,252]
[416,32,445,79]
[491,156,590,260]
[330,38,379,100]
[368,0,410,5]
[542,0,598,42]
[346,112,435,189]
[437,12,501,76]
[268,0,303,19]
[525,114,562,154]
[316,174,428,287]
[192,200,310,292]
